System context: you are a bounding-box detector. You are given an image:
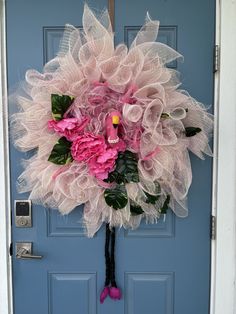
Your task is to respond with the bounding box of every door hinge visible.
[9,243,13,256]
[214,45,220,73]
[211,215,216,240]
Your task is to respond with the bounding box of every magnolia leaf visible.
[145,192,160,204]
[159,195,170,214]
[130,202,144,216]
[48,137,73,165]
[185,127,202,137]
[161,113,170,119]
[106,150,139,184]
[104,185,128,210]
[51,94,74,121]
[143,181,161,204]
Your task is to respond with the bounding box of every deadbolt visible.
[15,200,32,228]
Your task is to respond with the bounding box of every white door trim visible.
[1,1,236,313]
[210,1,236,313]
[0,1,13,313]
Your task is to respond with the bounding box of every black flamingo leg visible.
[105,223,111,287]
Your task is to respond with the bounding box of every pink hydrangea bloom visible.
[71,133,106,162]
[88,148,118,180]
[48,117,89,141]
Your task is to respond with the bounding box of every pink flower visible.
[48,117,89,141]
[89,148,118,180]
[71,133,106,162]
[109,287,122,300]
[100,286,110,304]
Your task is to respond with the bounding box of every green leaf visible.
[159,195,170,214]
[51,94,74,121]
[185,127,202,137]
[145,192,160,204]
[106,150,139,184]
[161,113,170,119]
[48,137,73,165]
[130,202,144,216]
[142,182,161,204]
[145,191,160,204]
[104,185,128,210]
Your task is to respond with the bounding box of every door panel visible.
[48,272,96,314]
[125,272,174,314]
[7,1,215,313]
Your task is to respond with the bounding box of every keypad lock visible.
[15,200,32,228]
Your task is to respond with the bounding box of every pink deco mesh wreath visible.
[11,5,213,302]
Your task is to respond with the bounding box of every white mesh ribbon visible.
[11,5,213,237]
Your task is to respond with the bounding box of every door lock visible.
[15,200,32,227]
[16,242,43,260]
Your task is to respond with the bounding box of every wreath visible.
[12,5,213,303]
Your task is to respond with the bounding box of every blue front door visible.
[7,1,215,313]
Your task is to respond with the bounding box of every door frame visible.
[1,1,235,313]
[0,1,13,313]
[210,1,236,313]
